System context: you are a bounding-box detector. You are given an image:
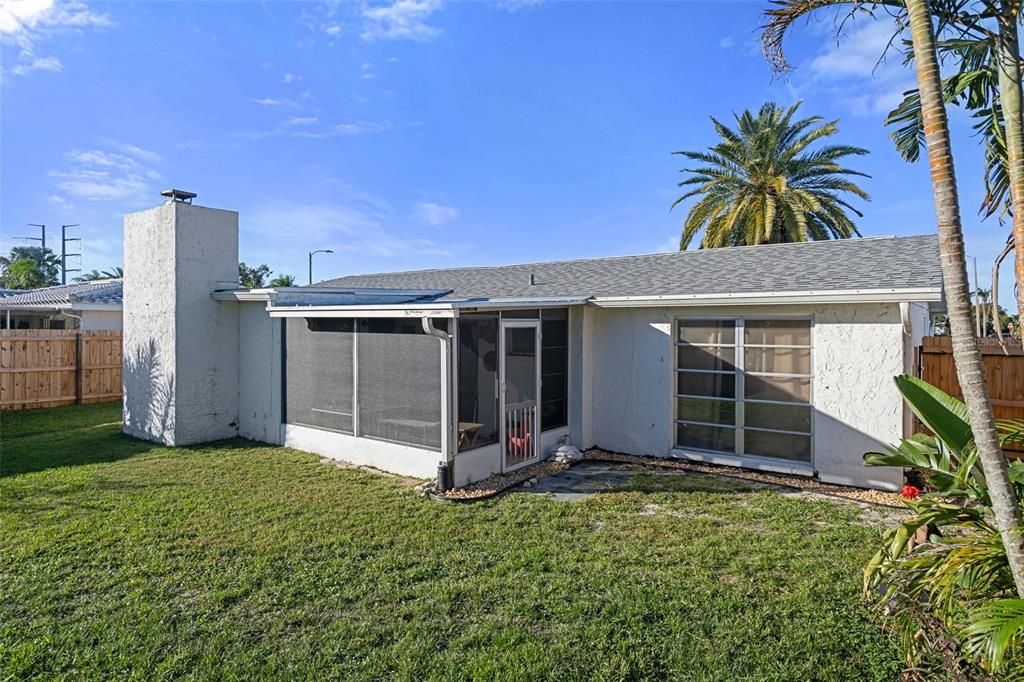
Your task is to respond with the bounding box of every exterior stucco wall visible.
[80,309,123,331]
[284,424,439,480]
[238,303,283,444]
[582,302,909,490]
[123,204,179,445]
[812,304,905,490]
[123,201,240,446]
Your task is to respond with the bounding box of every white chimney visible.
[122,190,240,445]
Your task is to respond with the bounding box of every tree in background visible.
[671,101,870,248]
[0,259,48,289]
[75,267,124,282]
[239,263,272,288]
[269,274,296,287]
[0,246,60,289]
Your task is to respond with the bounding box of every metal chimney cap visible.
[161,188,197,204]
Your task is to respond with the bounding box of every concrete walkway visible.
[518,460,759,502]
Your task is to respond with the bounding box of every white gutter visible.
[211,286,449,302]
[268,305,457,318]
[589,287,943,308]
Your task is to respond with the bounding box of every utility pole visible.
[61,224,81,285]
[23,223,46,250]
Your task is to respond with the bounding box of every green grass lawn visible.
[0,403,901,680]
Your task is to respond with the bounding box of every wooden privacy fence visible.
[0,330,122,410]
[919,335,1024,453]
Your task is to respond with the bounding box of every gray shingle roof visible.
[318,235,941,301]
[0,279,122,308]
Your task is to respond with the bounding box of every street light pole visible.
[308,249,333,285]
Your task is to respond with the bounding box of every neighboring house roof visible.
[0,279,123,310]
[317,235,942,303]
[0,289,26,298]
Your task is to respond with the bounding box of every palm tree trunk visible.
[906,0,1024,597]
[993,1,1024,322]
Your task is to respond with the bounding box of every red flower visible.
[901,485,921,500]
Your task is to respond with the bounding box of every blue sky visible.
[0,0,1015,302]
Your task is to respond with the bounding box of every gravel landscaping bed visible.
[583,448,905,508]
[434,447,905,508]
[434,459,572,500]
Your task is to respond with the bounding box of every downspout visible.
[422,316,455,491]
[60,310,84,328]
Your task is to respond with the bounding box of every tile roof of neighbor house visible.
[317,235,942,301]
[0,279,123,308]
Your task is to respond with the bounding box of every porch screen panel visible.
[357,318,443,450]
[540,308,568,431]
[285,318,354,433]
[458,313,499,451]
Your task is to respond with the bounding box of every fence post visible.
[75,331,84,404]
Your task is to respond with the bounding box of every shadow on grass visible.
[1,424,157,478]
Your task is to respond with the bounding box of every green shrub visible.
[864,375,1024,676]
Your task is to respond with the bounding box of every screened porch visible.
[277,305,573,483]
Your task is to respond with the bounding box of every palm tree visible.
[269,274,297,287]
[671,102,870,249]
[989,0,1024,325]
[75,266,123,282]
[762,0,1024,598]
[0,246,60,287]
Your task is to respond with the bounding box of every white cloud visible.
[323,22,341,36]
[414,201,459,225]
[494,0,545,11]
[252,96,301,108]
[808,19,902,79]
[109,141,162,164]
[793,17,914,118]
[247,200,459,267]
[361,0,442,42]
[239,119,398,141]
[0,0,112,36]
[282,72,300,84]
[1,0,113,79]
[11,54,61,75]
[719,35,735,49]
[654,234,680,253]
[50,141,162,202]
[283,116,318,127]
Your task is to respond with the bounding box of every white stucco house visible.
[122,192,942,491]
[0,279,123,330]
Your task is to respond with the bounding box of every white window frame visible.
[672,314,815,470]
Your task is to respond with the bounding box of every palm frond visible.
[962,598,1024,671]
